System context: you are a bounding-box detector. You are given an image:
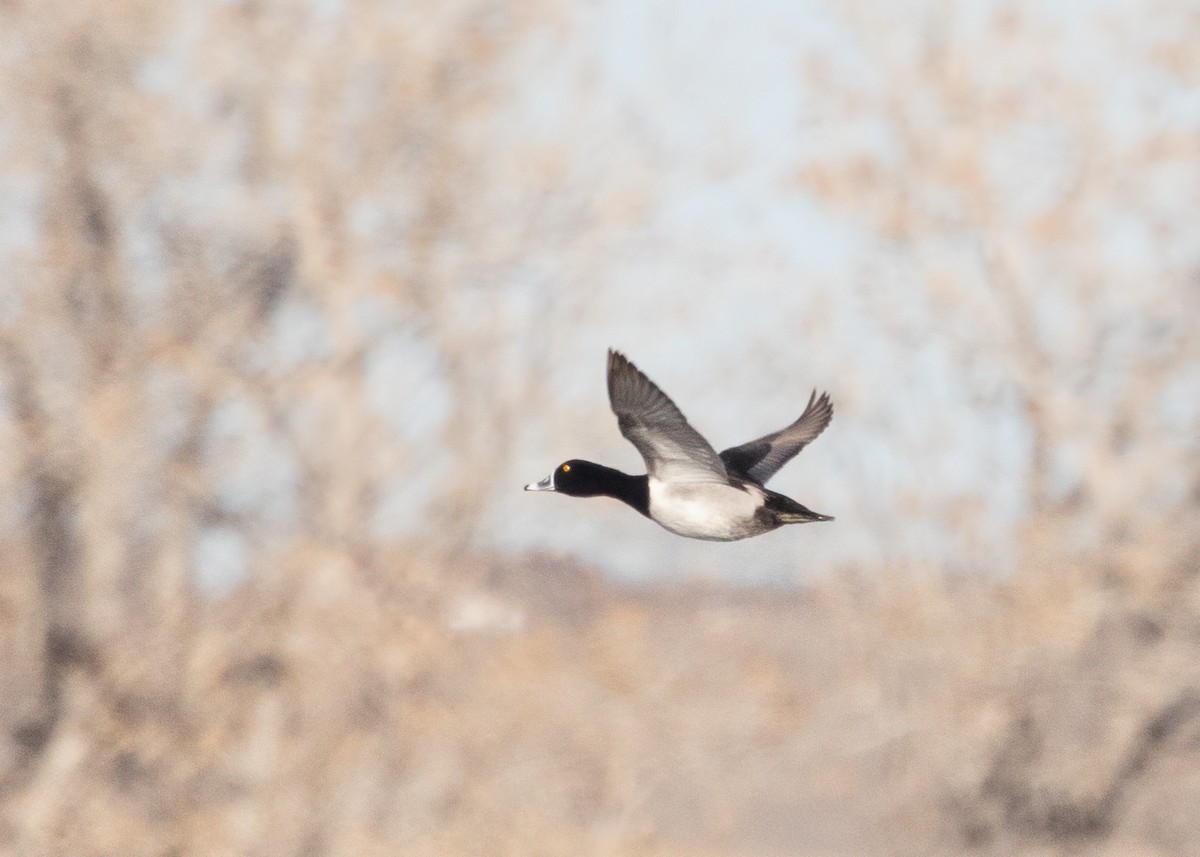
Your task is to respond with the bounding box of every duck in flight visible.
[525,349,834,541]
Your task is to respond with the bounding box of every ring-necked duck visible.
[525,349,833,541]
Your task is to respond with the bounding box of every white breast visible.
[647,479,764,541]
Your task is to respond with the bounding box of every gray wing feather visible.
[607,350,729,483]
[719,389,833,485]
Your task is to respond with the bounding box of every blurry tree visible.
[797,0,1200,575]
[0,0,589,791]
[0,0,1197,854]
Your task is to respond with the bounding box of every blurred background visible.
[1,0,1198,854]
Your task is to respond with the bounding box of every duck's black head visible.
[524,460,650,515]
[524,460,611,497]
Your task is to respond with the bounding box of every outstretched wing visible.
[606,350,729,483]
[719,389,833,485]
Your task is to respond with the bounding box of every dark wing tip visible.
[607,348,655,402]
[607,348,630,397]
[607,348,634,372]
[807,389,835,433]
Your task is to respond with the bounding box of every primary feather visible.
[719,390,834,485]
[606,350,729,484]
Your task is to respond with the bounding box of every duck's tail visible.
[765,490,834,523]
[778,506,835,524]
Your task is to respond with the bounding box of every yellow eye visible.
[562,463,571,473]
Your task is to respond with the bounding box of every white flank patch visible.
[647,479,763,541]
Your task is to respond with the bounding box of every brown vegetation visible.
[1,0,1198,854]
